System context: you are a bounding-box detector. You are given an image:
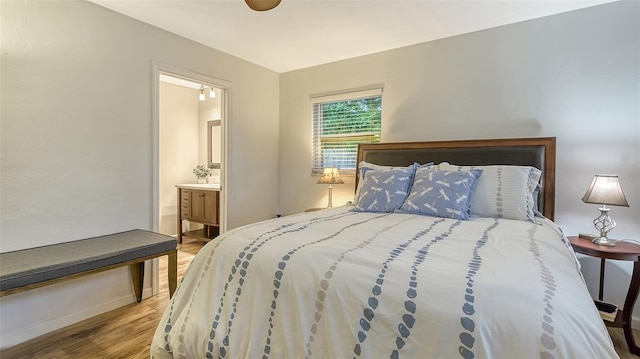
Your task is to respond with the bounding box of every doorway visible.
[151,63,230,294]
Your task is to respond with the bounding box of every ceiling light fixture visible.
[199,85,205,101]
[245,0,281,11]
[209,87,216,99]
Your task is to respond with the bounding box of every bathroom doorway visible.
[153,66,229,237]
[151,63,230,293]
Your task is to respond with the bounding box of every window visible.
[311,88,382,175]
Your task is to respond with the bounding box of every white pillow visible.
[437,162,542,222]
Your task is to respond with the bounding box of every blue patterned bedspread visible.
[151,206,618,359]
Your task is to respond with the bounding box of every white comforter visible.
[151,206,617,359]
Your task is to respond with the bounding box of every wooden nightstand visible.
[568,235,640,355]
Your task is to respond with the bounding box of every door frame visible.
[151,61,231,295]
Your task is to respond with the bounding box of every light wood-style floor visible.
[1,241,639,358]
[0,241,205,359]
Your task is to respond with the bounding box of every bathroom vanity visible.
[176,184,220,243]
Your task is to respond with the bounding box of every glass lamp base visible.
[592,236,616,246]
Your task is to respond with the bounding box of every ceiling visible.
[91,0,613,73]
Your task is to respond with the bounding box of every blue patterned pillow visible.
[396,168,482,220]
[354,162,424,203]
[352,167,415,213]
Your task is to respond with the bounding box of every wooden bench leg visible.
[168,250,177,298]
[130,262,145,302]
[130,252,176,302]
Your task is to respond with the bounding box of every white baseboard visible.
[0,288,152,350]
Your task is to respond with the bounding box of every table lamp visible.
[581,174,629,246]
[317,167,344,208]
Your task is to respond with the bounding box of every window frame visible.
[310,87,383,176]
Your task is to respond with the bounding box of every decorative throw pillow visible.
[437,163,542,221]
[352,167,415,213]
[354,161,428,203]
[396,167,482,220]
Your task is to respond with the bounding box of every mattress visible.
[151,206,617,359]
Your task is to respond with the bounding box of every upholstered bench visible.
[0,229,177,302]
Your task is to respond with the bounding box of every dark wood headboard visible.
[356,137,556,220]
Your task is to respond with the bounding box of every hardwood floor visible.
[612,327,640,359]
[1,240,639,358]
[0,241,205,359]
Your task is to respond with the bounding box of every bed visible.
[151,137,618,359]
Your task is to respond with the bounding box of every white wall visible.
[279,1,639,319]
[0,0,279,348]
[159,82,200,236]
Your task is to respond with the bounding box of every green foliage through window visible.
[312,91,382,174]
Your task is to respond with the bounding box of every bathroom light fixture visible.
[199,85,205,101]
[245,0,281,11]
[581,174,629,246]
[209,87,216,99]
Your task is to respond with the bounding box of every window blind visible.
[311,88,382,175]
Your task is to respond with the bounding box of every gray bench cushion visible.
[0,229,176,292]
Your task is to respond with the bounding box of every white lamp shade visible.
[582,174,629,207]
[317,168,344,185]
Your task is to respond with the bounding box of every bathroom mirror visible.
[208,119,221,169]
